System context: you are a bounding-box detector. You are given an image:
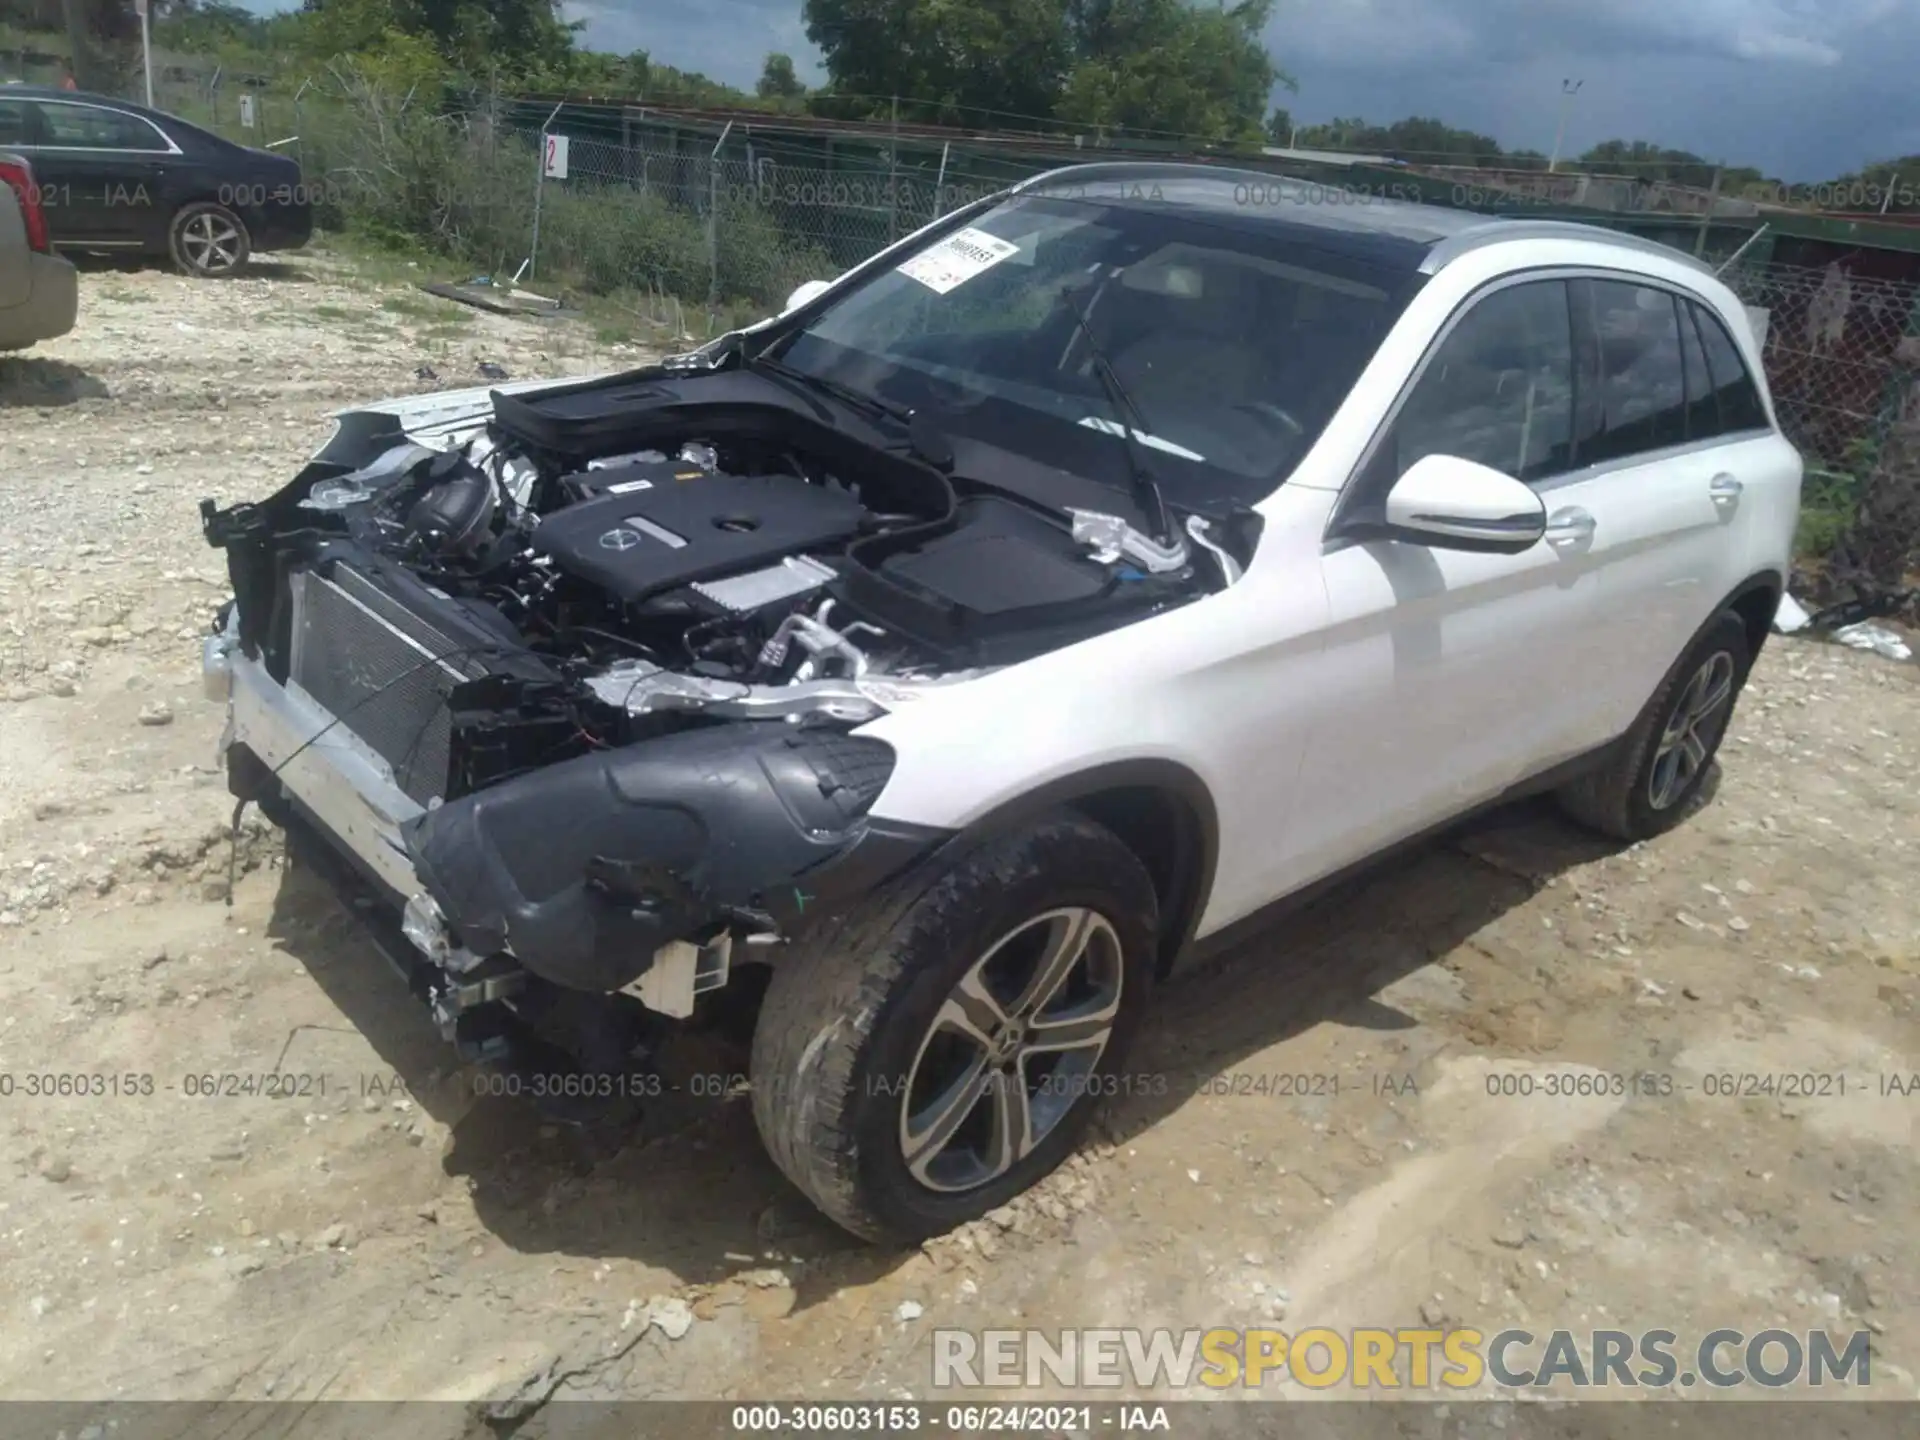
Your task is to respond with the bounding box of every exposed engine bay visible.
[193,362,1265,1050]
[202,371,1239,811]
[196,363,1254,1085]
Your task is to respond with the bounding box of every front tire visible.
[750,812,1157,1244]
[1556,611,1752,841]
[169,202,251,278]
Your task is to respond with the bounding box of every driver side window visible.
[1391,280,1576,485]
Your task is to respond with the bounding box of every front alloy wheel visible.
[751,812,1158,1243]
[901,907,1124,1192]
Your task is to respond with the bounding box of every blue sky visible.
[241,0,1920,180]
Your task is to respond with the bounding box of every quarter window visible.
[1389,280,1576,484]
[1691,301,1768,434]
[1580,280,1688,462]
[1677,297,1719,440]
[35,103,170,152]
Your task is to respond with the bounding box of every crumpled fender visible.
[402,721,910,992]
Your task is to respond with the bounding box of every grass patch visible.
[307,303,358,322]
[1796,464,1865,564]
[379,292,455,321]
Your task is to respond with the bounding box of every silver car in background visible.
[1,152,77,350]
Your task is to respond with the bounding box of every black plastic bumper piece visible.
[401,721,941,993]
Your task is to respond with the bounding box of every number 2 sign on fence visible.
[544,134,570,181]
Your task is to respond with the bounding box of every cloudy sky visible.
[254,0,1920,180]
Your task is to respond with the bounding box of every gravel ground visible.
[0,255,1916,1423]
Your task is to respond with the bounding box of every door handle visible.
[1545,506,1596,547]
[1709,472,1743,512]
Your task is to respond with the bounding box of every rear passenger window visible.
[1581,280,1687,461]
[1691,302,1768,434]
[37,102,170,151]
[1390,280,1576,484]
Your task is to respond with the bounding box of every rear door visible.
[1548,278,1761,741]
[16,99,177,247]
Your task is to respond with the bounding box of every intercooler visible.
[287,567,489,805]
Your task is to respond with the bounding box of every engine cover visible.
[841,493,1123,656]
[532,464,866,603]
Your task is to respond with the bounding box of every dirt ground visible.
[1,254,1916,1422]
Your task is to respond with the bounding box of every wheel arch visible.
[938,760,1220,980]
[1721,569,1786,664]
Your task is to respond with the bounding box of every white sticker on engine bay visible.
[603,478,653,494]
[896,227,1021,294]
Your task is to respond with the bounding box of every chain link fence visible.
[519,121,1053,320]
[1722,258,1920,597]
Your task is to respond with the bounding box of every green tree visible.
[757,51,805,100]
[290,0,572,81]
[1057,0,1285,143]
[804,0,1072,124]
[1815,156,1920,213]
[1575,139,1717,189]
[1291,115,1504,165]
[803,0,1285,140]
[1264,106,1294,145]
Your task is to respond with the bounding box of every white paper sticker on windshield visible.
[896,228,1020,294]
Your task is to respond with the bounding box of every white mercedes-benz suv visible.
[199,163,1800,1242]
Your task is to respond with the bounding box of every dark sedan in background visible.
[0,86,311,277]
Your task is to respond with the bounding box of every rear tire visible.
[749,812,1157,1243]
[1556,611,1751,841]
[169,202,251,278]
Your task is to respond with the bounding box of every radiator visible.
[287,567,487,805]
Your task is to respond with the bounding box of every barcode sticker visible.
[897,228,1021,294]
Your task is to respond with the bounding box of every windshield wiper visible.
[1058,285,1178,546]
[751,353,954,470]
[752,354,914,429]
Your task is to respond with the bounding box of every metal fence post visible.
[887,95,900,242]
[292,78,309,175]
[1695,164,1724,259]
[706,120,733,312]
[529,100,564,280]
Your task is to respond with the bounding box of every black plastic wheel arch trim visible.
[401,722,909,993]
[920,758,1220,978]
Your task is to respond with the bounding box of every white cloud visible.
[1731,30,1842,64]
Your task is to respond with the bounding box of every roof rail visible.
[1010,159,1292,193]
[1419,218,1715,275]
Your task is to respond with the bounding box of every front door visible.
[1275,276,1608,893]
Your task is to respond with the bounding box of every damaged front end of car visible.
[197,356,1228,1098]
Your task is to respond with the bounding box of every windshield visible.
[772,193,1416,505]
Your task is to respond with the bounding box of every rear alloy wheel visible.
[750,812,1157,1243]
[1646,650,1737,812]
[1557,611,1752,841]
[169,202,251,278]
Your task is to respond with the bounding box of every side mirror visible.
[783,279,832,313]
[1381,453,1547,554]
